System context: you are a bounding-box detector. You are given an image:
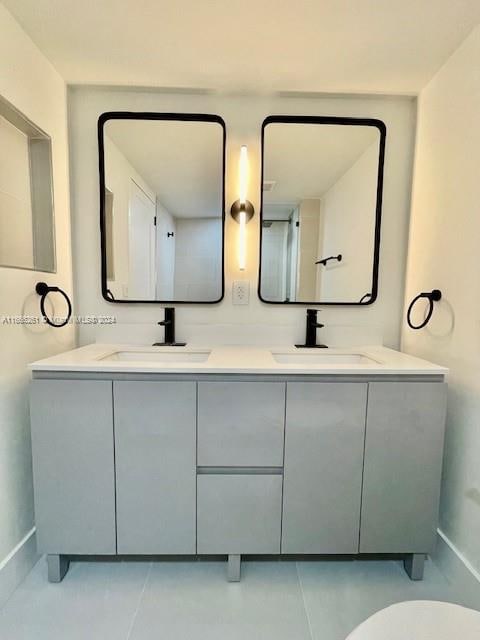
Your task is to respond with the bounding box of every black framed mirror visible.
[259,116,386,305]
[98,112,225,303]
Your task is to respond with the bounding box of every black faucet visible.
[295,309,328,348]
[153,308,186,346]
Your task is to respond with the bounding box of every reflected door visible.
[261,221,288,302]
[128,180,156,299]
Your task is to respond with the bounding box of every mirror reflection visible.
[260,118,385,304]
[100,115,225,302]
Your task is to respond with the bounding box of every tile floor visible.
[0,556,477,640]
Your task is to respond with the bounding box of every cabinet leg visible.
[227,554,241,582]
[404,553,425,581]
[47,554,70,583]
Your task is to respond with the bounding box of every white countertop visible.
[29,344,448,376]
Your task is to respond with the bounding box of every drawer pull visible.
[197,466,283,475]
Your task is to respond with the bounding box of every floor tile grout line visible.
[126,561,152,640]
[295,561,315,640]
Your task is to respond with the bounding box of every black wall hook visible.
[407,289,442,330]
[35,282,72,328]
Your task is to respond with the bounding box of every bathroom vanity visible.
[29,345,447,583]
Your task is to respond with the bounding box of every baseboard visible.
[0,528,39,609]
[431,528,480,609]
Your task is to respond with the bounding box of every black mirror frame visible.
[98,111,226,304]
[258,115,386,306]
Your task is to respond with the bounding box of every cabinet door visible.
[30,380,116,554]
[360,382,447,553]
[197,474,282,554]
[114,381,196,554]
[282,382,367,554]
[197,381,285,467]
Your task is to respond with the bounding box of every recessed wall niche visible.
[0,95,56,273]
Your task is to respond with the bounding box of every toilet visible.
[346,600,480,640]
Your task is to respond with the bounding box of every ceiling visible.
[105,119,223,218]
[3,1,480,94]
[263,123,378,216]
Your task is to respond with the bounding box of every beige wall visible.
[0,3,74,592]
[402,25,480,574]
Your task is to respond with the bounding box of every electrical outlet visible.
[232,280,250,305]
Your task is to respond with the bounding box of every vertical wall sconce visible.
[231,145,254,271]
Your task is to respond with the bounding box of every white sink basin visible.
[271,352,380,365]
[100,349,211,363]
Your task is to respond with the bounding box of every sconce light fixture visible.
[231,145,254,271]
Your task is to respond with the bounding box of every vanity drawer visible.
[197,473,282,554]
[197,381,285,466]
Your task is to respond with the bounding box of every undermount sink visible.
[100,349,211,363]
[271,352,380,365]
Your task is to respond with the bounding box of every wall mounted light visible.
[231,145,254,271]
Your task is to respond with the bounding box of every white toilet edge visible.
[345,600,480,640]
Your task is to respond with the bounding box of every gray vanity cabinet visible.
[197,381,285,556]
[360,382,447,554]
[30,371,447,583]
[30,380,116,554]
[282,382,368,554]
[113,381,196,554]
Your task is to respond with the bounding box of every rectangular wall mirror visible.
[259,116,386,305]
[98,113,225,303]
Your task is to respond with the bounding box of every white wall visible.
[68,87,415,348]
[0,115,34,268]
[320,142,378,302]
[174,218,222,301]
[155,200,176,300]
[0,4,74,596]
[104,135,156,299]
[402,25,480,575]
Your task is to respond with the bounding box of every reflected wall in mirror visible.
[259,116,385,305]
[99,113,225,303]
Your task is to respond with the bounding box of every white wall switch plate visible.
[232,280,250,305]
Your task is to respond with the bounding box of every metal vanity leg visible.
[227,554,241,582]
[404,553,425,581]
[47,554,70,583]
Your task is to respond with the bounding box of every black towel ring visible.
[407,289,442,330]
[35,282,72,328]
